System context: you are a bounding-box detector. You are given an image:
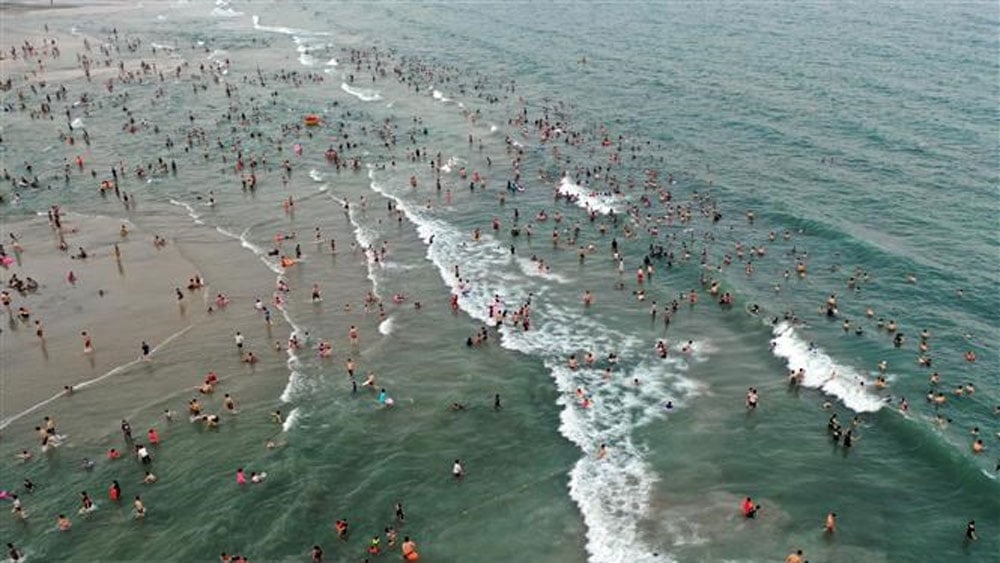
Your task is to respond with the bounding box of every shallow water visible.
[0,1,997,562]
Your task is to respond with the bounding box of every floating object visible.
[304,114,321,126]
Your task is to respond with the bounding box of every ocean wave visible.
[169,198,204,225]
[557,176,623,215]
[439,155,464,174]
[278,307,308,405]
[212,7,243,18]
[431,88,452,103]
[515,256,571,284]
[251,14,330,36]
[771,322,884,412]
[281,407,301,432]
[366,166,699,562]
[345,198,383,298]
[340,82,382,102]
[293,36,317,66]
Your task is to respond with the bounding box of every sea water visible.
[0,1,996,562]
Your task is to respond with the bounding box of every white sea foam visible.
[340,82,382,102]
[70,117,84,129]
[325,58,339,67]
[439,155,464,174]
[215,226,283,275]
[216,227,309,411]
[771,322,884,412]
[150,42,176,51]
[378,316,395,336]
[281,407,301,432]
[515,256,571,284]
[366,166,698,561]
[169,198,204,225]
[557,176,623,215]
[251,15,330,36]
[220,227,308,408]
[212,7,243,18]
[293,36,317,66]
[346,201,383,298]
[431,89,451,103]
[309,169,324,182]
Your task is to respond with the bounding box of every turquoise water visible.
[0,1,997,561]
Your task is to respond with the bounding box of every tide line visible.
[0,325,194,431]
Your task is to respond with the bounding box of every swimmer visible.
[452,459,465,479]
[401,536,419,561]
[596,443,608,460]
[57,513,72,531]
[143,471,157,484]
[10,495,24,519]
[825,512,836,533]
[334,519,349,540]
[132,496,146,518]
